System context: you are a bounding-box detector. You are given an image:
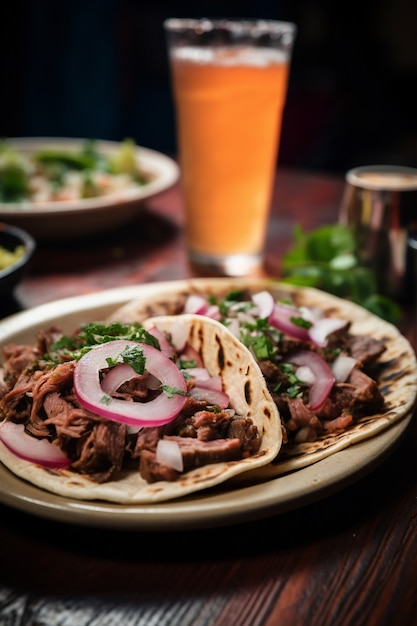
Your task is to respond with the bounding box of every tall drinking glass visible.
[164,18,297,276]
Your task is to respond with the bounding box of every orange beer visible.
[166,20,296,274]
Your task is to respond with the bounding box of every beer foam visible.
[172,45,289,67]
[348,169,417,190]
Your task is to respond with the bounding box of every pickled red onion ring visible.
[286,350,335,411]
[189,386,229,408]
[269,303,311,342]
[183,367,223,392]
[269,301,346,347]
[100,362,138,395]
[74,340,187,427]
[0,420,71,468]
[146,325,175,359]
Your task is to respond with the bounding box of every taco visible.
[0,313,281,502]
[108,277,417,477]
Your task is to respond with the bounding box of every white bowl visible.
[0,138,179,240]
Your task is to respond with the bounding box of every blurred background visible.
[1,0,416,174]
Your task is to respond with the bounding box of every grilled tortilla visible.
[0,314,281,503]
[108,277,417,478]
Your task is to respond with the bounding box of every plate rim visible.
[0,281,414,531]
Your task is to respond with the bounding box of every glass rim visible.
[346,165,417,191]
[163,17,297,36]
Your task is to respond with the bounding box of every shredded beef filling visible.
[0,328,261,483]
[0,318,387,484]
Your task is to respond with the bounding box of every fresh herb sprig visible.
[45,322,160,363]
[281,224,401,324]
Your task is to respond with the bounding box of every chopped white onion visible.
[295,365,316,386]
[308,317,347,347]
[331,354,357,381]
[225,318,240,338]
[252,290,275,319]
[156,439,184,472]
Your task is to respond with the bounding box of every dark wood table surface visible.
[0,168,416,626]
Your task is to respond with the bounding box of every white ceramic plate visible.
[0,138,179,239]
[0,283,413,531]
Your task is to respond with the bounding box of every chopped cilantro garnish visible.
[161,385,188,398]
[106,344,146,375]
[290,315,312,329]
[286,385,304,399]
[179,358,198,369]
[240,330,276,361]
[48,322,160,362]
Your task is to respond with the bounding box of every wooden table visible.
[1,168,416,626]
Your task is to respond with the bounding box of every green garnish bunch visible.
[44,322,160,364]
[281,224,401,324]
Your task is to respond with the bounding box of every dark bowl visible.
[0,222,36,294]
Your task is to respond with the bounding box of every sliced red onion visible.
[252,290,275,318]
[183,367,222,392]
[74,340,187,427]
[146,325,175,359]
[184,294,209,315]
[183,367,211,381]
[286,350,335,411]
[101,362,138,395]
[269,303,311,342]
[156,439,184,472]
[331,354,357,382]
[179,343,203,367]
[205,304,221,320]
[194,374,223,392]
[189,386,229,408]
[269,302,347,348]
[0,420,71,469]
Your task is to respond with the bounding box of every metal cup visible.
[339,165,417,301]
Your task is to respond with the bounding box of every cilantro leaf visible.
[282,224,401,324]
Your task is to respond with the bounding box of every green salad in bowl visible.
[0,138,149,204]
